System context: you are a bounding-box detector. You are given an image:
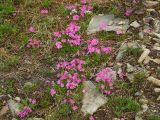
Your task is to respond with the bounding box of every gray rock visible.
[126,73,135,83]
[24,82,33,88]
[126,63,136,73]
[135,91,143,96]
[14,97,21,102]
[157,95,160,100]
[12,118,17,120]
[144,1,159,7]
[130,21,140,28]
[7,99,20,116]
[87,14,129,34]
[116,42,142,61]
[81,81,107,115]
[116,43,128,61]
[154,88,160,92]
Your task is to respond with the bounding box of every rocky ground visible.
[0,0,160,120]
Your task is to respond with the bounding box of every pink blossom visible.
[69,99,75,104]
[12,13,17,16]
[55,42,62,49]
[17,106,32,118]
[89,115,95,120]
[104,90,111,95]
[100,84,105,90]
[114,29,123,35]
[29,26,36,33]
[81,0,87,4]
[125,8,133,16]
[29,98,36,104]
[53,32,61,38]
[101,47,112,53]
[27,38,41,48]
[143,28,151,33]
[66,4,77,10]
[40,9,48,14]
[132,0,137,4]
[118,72,125,80]
[72,105,78,111]
[73,15,80,21]
[50,88,56,96]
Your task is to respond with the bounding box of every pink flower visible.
[66,4,77,10]
[114,29,123,35]
[53,32,61,38]
[69,99,75,104]
[81,0,87,4]
[118,72,125,80]
[12,13,17,16]
[72,105,78,111]
[50,88,56,96]
[17,106,32,118]
[27,38,41,48]
[143,28,151,33]
[29,98,36,104]
[40,9,48,14]
[73,15,80,21]
[29,26,36,33]
[125,8,133,16]
[55,42,62,49]
[132,0,137,4]
[101,47,112,53]
[100,84,105,90]
[89,115,95,120]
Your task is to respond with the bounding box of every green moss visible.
[147,115,160,120]
[42,0,53,8]
[0,56,19,72]
[0,1,15,16]
[108,96,141,117]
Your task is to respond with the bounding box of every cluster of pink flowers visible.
[40,8,48,14]
[56,59,86,110]
[53,0,93,49]
[28,26,36,33]
[29,98,36,104]
[96,67,113,95]
[53,22,81,49]
[27,38,41,48]
[17,106,32,118]
[125,8,133,17]
[87,39,112,54]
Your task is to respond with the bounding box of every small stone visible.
[144,1,159,7]
[7,99,21,116]
[138,48,151,63]
[139,98,148,104]
[126,63,136,73]
[147,76,160,86]
[154,88,160,92]
[14,97,21,102]
[24,82,33,88]
[135,92,142,96]
[81,81,107,115]
[0,105,9,117]
[12,118,17,120]
[142,104,148,112]
[130,21,140,28]
[126,73,134,83]
[157,96,160,100]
